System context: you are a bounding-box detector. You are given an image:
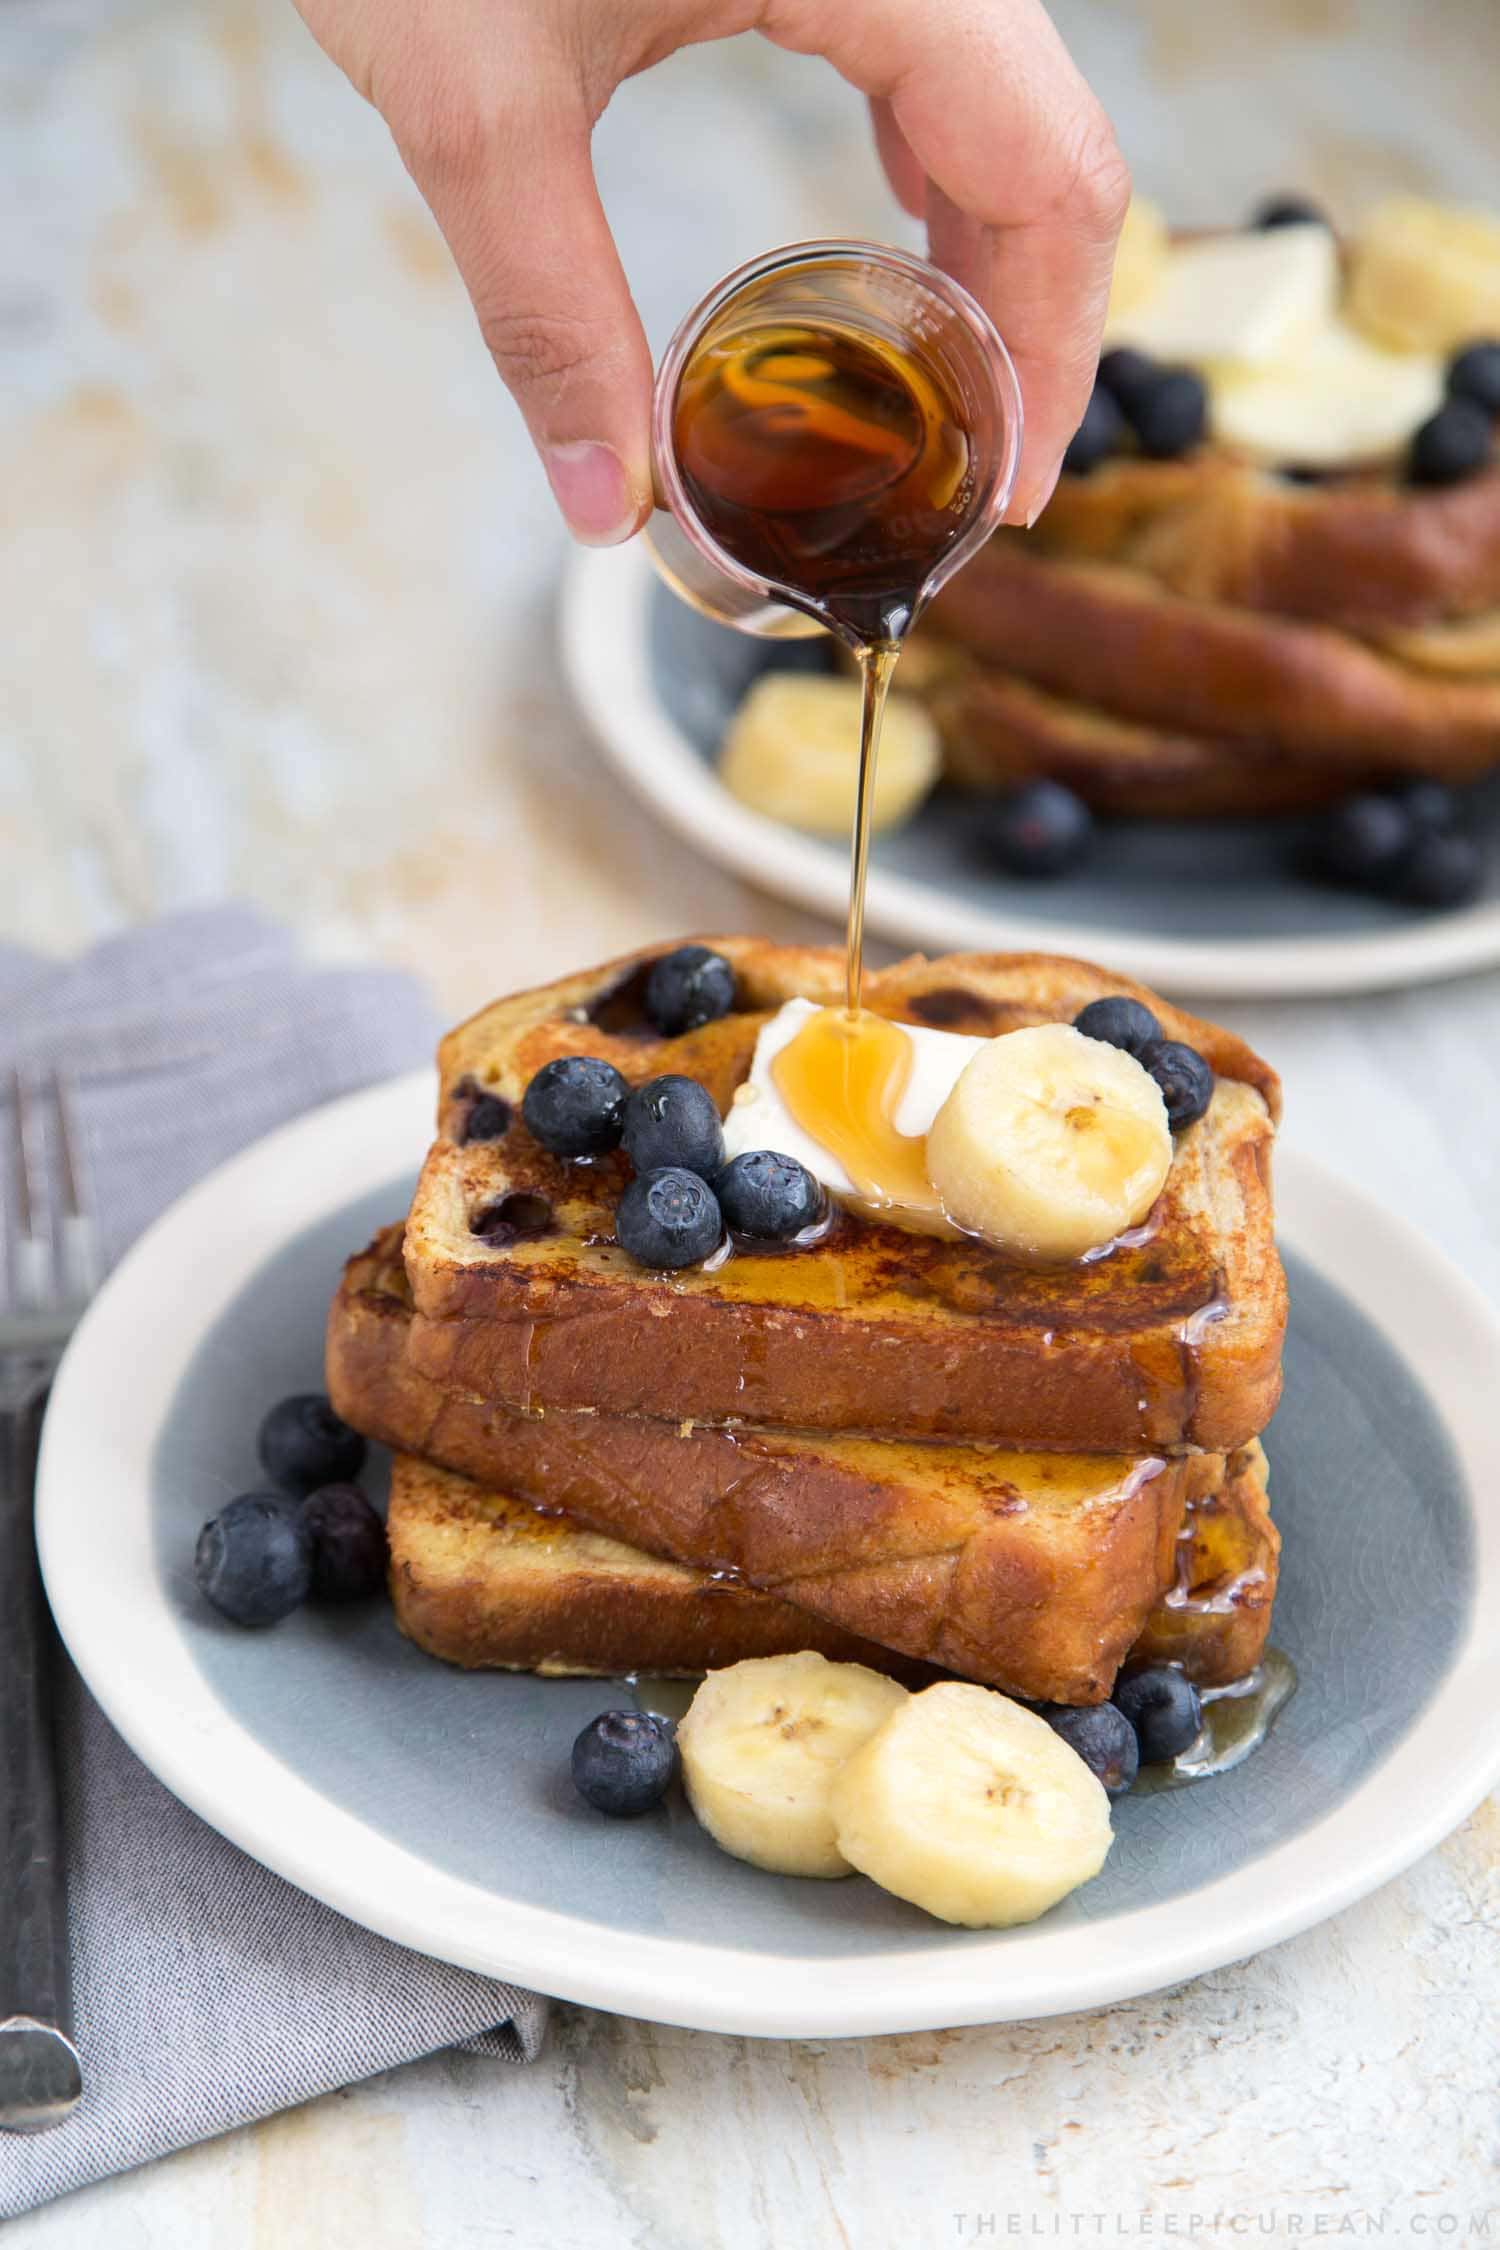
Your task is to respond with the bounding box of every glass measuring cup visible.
[645,238,1024,643]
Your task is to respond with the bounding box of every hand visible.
[292,0,1128,539]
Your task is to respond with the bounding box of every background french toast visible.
[400,940,1284,1455]
[929,669,1354,820]
[386,1445,1278,1695]
[1020,454,1500,629]
[905,207,1500,815]
[330,1228,1223,1701]
[923,541,1500,780]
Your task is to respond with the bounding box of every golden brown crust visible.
[926,664,1356,818]
[332,1230,1217,1702]
[1130,1440,1280,1685]
[384,1445,1275,1697]
[434,937,1280,1112]
[388,1472,921,1679]
[1031,456,1500,630]
[924,544,1500,778]
[403,942,1284,1456]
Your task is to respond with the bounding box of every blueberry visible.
[716,1149,825,1240]
[1409,399,1493,488]
[1125,367,1208,460]
[470,1191,555,1247]
[978,781,1093,879]
[1312,793,1414,888]
[1394,779,1460,834]
[1113,1665,1204,1763]
[521,1054,630,1158]
[461,1092,512,1144]
[621,1074,724,1178]
[1038,1702,1139,1798]
[644,946,737,1037]
[1062,384,1126,477]
[1096,347,1158,415]
[194,1492,312,1627]
[1251,194,1329,231]
[258,1393,365,1498]
[615,1167,723,1269]
[571,1709,679,1815]
[1396,830,1485,909]
[1072,995,1162,1059]
[1446,339,1500,417]
[1140,1038,1214,1132]
[300,1483,387,1602]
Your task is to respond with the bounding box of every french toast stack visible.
[911,200,1500,817]
[326,939,1287,1707]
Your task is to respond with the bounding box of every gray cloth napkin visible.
[0,907,549,2221]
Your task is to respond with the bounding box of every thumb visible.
[400,95,654,545]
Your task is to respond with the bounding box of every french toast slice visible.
[385,1459,926,1680]
[401,942,1284,1454]
[385,1443,1277,1694]
[1132,1438,1279,1686]
[898,213,1500,814]
[330,1229,1224,1701]
[927,665,1355,818]
[1023,455,1500,631]
[923,541,1500,778]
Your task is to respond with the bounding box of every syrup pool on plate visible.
[1132,1651,1299,1791]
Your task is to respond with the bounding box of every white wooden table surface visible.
[5,0,1498,2235]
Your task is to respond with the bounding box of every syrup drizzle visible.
[627,1675,701,1726]
[770,1002,937,1220]
[1132,1650,1298,1791]
[672,289,981,1243]
[762,641,953,1226]
[676,298,971,1158]
[629,1653,1299,1791]
[845,642,899,1015]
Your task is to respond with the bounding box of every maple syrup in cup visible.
[648,242,1021,1210]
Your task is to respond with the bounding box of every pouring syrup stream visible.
[846,643,898,1016]
[672,301,977,1205]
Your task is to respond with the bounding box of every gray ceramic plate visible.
[562,542,1500,1000]
[37,1076,1500,2036]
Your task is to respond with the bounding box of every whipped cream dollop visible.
[721,998,984,1199]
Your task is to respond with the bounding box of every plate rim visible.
[560,540,1500,1003]
[37,1073,1500,2039]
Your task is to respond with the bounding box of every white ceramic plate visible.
[561,541,1500,1001]
[37,1074,1500,2038]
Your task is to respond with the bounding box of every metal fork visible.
[0,1069,98,2132]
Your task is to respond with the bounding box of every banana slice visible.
[831,1683,1113,1926]
[677,1652,908,1879]
[719,673,940,837]
[1347,197,1500,356]
[925,1023,1172,1261]
[1106,197,1169,322]
[1104,224,1337,366]
[1378,608,1500,677]
[1211,317,1443,468]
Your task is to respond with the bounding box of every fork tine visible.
[53,1074,85,1220]
[11,1068,53,1314]
[51,1074,101,1304]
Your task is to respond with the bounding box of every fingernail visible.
[1023,463,1063,530]
[545,441,640,546]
